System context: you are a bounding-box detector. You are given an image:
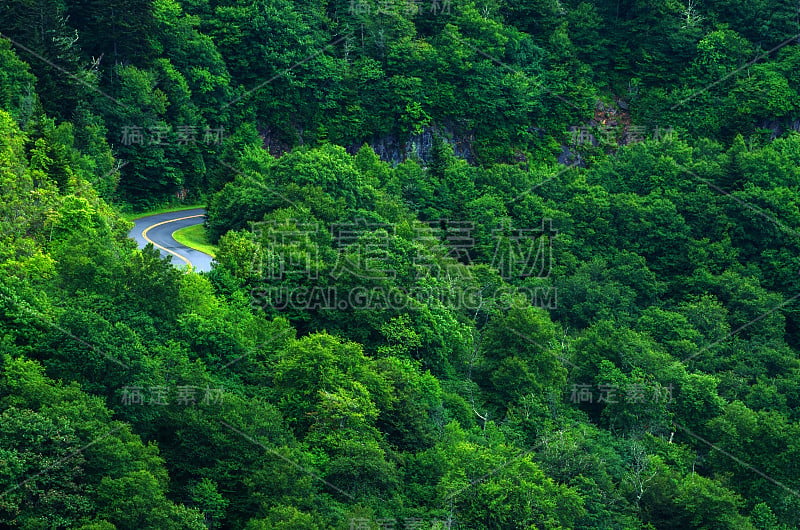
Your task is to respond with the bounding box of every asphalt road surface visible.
[128,208,214,273]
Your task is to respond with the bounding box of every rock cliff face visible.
[352,127,476,166]
[263,100,800,169]
[756,118,800,139]
[260,126,476,166]
[357,100,637,167]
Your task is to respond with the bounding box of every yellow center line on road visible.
[141,214,205,268]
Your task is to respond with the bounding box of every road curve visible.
[128,208,214,273]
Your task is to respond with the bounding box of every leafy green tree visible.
[0,39,39,126]
[414,422,587,528]
[374,356,444,451]
[65,0,158,66]
[0,0,92,118]
[0,356,204,528]
[704,401,800,525]
[98,65,178,203]
[477,304,566,410]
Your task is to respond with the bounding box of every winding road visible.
[128,208,214,273]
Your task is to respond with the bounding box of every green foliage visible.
[0,356,204,528]
[0,40,39,126]
[2,0,800,527]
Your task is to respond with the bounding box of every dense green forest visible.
[2,0,800,527]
